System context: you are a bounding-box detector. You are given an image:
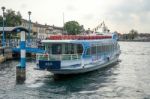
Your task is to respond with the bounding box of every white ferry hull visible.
[37,34,121,75]
[47,56,119,74]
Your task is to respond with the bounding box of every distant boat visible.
[36,33,121,74]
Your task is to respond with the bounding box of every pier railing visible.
[36,54,82,61]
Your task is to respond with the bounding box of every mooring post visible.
[16,31,26,83]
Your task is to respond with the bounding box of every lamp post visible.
[1,6,6,47]
[28,11,31,46]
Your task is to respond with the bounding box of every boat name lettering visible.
[45,62,53,66]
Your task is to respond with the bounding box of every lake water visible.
[0,42,150,99]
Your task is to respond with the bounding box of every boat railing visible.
[36,53,82,61]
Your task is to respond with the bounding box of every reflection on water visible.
[0,42,150,99]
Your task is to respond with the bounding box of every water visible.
[0,42,150,99]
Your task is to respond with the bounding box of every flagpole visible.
[63,12,65,34]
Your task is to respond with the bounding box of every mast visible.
[92,21,109,33]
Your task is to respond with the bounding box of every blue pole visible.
[16,31,26,83]
[20,31,26,68]
[28,15,30,45]
[28,11,31,46]
[2,10,5,47]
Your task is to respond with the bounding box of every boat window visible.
[77,44,83,54]
[105,45,108,52]
[86,48,91,55]
[110,45,112,52]
[110,45,112,51]
[64,44,69,54]
[91,46,97,54]
[52,44,62,54]
[63,44,83,54]
[45,44,51,54]
[64,44,75,54]
[97,46,101,54]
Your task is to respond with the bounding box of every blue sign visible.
[39,60,61,70]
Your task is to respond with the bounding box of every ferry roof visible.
[42,39,114,45]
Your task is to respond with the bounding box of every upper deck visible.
[41,35,118,53]
[46,35,112,40]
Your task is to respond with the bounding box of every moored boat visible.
[36,33,120,74]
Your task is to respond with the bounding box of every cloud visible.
[66,5,77,12]
[83,14,94,20]
[20,3,27,9]
[102,0,150,33]
[0,0,150,33]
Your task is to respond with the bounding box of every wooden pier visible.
[0,47,13,63]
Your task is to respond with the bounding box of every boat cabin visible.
[37,39,119,61]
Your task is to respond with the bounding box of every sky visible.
[0,0,150,33]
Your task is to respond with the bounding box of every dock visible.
[0,47,13,63]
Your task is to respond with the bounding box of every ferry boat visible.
[36,33,120,74]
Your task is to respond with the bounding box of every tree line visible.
[119,29,150,41]
[0,9,22,27]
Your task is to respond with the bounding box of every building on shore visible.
[21,19,63,40]
[118,33,150,41]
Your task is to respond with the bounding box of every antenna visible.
[63,12,65,34]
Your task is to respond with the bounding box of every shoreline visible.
[118,40,150,42]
